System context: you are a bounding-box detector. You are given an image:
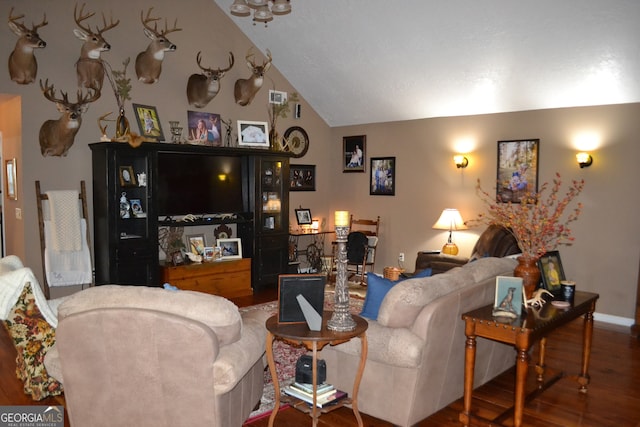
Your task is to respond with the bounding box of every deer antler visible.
[40,78,65,104]
[196,51,211,73]
[76,86,101,105]
[140,8,181,37]
[97,12,119,35]
[74,3,96,34]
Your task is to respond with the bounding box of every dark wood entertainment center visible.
[90,142,291,293]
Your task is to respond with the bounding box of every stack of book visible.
[283,382,348,408]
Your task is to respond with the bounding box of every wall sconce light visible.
[453,155,469,169]
[576,152,593,168]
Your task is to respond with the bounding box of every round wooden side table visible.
[265,311,368,427]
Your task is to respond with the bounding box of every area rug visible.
[242,290,365,425]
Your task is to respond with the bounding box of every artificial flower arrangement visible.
[469,173,585,261]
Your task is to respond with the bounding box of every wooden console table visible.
[160,258,252,298]
[265,312,368,427]
[460,291,599,427]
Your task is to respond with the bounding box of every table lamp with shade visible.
[433,208,468,255]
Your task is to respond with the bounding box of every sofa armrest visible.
[212,309,270,394]
[414,251,468,275]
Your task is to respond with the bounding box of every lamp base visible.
[441,242,459,255]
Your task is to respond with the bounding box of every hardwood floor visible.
[2,287,639,427]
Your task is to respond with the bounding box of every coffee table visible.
[265,311,368,427]
[460,290,599,427]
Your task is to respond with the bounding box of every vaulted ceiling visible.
[213,0,640,127]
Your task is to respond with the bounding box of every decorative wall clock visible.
[283,126,309,158]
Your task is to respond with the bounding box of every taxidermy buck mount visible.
[135,8,181,84]
[186,51,235,108]
[73,3,119,92]
[7,8,48,85]
[234,48,272,106]
[39,79,100,157]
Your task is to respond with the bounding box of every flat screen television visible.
[156,153,246,217]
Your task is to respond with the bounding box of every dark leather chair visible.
[414,225,520,275]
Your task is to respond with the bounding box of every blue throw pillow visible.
[360,269,433,320]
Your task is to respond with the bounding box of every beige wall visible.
[1,0,638,322]
[327,103,640,322]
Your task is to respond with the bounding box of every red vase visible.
[514,256,541,299]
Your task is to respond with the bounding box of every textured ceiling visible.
[213,0,640,127]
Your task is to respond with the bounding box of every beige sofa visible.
[52,285,270,427]
[320,257,518,427]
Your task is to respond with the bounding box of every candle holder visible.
[327,225,356,331]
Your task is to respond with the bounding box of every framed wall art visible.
[370,157,396,196]
[132,104,165,142]
[237,120,269,148]
[538,250,566,296]
[290,164,315,191]
[496,139,539,203]
[343,135,366,172]
[295,208,312,225]
[187,110,222,146]
[5,158,17,201]
[218,238,243,260]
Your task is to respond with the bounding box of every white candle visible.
[335,211,349,227]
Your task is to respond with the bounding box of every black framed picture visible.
[132,103,165,142]
[538,250,566,295]
[290,164,315,191]
[295,208,312,225]
[497,139,539,203]
[370,157,396,196]
[277,274,326,324]
[343,135,366,172]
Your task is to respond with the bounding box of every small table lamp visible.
[433,208,467,255]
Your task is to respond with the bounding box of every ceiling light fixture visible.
[230,0,292,27]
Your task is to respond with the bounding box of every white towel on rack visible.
[45,190,82,252]
[44,219,92,287]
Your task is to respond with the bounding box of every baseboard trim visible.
[594,312,634,327]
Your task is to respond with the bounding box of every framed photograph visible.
[5,158,17,201]
[343,135,366,172]
[130,199,145,217]
[203,246,215,261]
[132,103,165,141]
[290,164,316,191]
[370,157,396,196]
[186,234,206,256]
[497,139,539,203]
[237,120,269,148]
[187,110,222,146]
[218,238,242,260]
[118,166,136,187]
[492,276,524,318]
[170,251,184,266]
[295,208,312,225]
[277,274,326,324]
[538,250,566,296]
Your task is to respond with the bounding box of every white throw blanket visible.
[45,190,82,252]
[44,219,92,287]
[0,256,58,327]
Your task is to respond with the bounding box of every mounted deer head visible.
[234,48,272,106]
[135,8,181,84]
[73,3,119,92]
[7,8,48,85]
[186,51,234,108]
[39,79,100,157]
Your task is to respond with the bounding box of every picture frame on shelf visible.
[277,274,326,324]
[538,250,566,296]
[237,120,269,148]
[203,246,215,261]
[290,164,315,191]
[187,110,222,146]
[493,276,524,318]
[343,135,366,172]
[218,238,243,260]
[119,166,136,187]
[295,208,312,225]
[186,234,206,256]
[370,157,396,196]
[130,199,145,217]
[496,139,539,203]
[170,251,184,266]
[5,158,17,201]
[132,103,165,142]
